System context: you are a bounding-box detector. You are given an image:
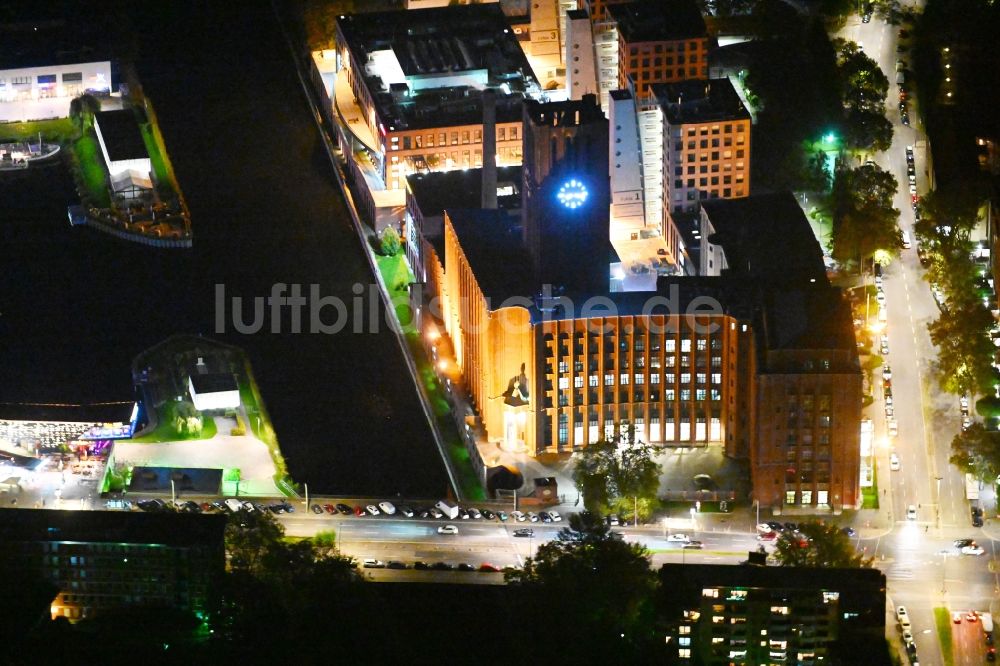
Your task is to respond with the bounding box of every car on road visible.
[456,563,475,572]
[883,365,892,380]
[906,505,917,520]
[512,511,527,522]
[890,453,901,471]
[481,509,495,520]
[683,541,704,550]
[966,611,979,622]
[973,506,985,527]
[757,531,778,543]
[336,503,352,515]
[962,545,985,556]
[362,559,385,569]
[513,528,534,537]
[549,510,562,522]
[378,502,396,515]
[607,514,620,526]
[955,538,975,548]
[841,527,857,537]
[311,504,323,514]
[366,504,381,516]
[479,563,500,572]
[963,416,973,431]
[766,521,784,531]
[496,511,508,521]
[386,561,407,570]
[431,562,453,571]
[468,507,482,519]
[667,534,691,543]
[437,524,459,535]
[413,561,430,570]
[757,523,774,533]
[897,606,909,622]
[888,420,898,437]
[902,629,914,645]
[884,404,894,418]
[953,611,963,624]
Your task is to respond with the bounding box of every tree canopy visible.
[772,520,873,568]
[572,423,662,520]
[829,163,900,268]
[951,423,1000,484]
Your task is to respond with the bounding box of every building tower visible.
[521,95,610,291]
[566,9,599,100]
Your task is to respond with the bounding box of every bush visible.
[862,394,874,408]
[976,396,1000,419]
[379,227,401,256]
[863,355,884,371]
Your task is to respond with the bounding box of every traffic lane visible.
[952,613,988,666]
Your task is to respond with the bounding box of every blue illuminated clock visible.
[557,179,588,209]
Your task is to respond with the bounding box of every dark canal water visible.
[0,2,446,497]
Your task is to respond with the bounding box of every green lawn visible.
[0,117,76,142]
[861,464,879,509]
[934,607,955,666]
[70,133,111,207]
[140,122,176,196]
[374,250,485,500]
[239,369,296,497]
[128,407,218,443]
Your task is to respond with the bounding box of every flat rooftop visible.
[608,0,707,43]
[0,400,135,424]
[95,109,148,162]
[761,286,859,354]
[523,94,605,127]
[702,191,827,285]
[0,508,226,548]
[652,78,750,125]
[406,165,522,218]
[336,4,540,131]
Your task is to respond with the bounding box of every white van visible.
[901,231,911,249]
[896,71,905,85]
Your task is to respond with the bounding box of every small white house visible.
[188,373,240,412]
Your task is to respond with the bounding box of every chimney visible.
[481,88,498,209]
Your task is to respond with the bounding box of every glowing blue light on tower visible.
[557,179,589,209]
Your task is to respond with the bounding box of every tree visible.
[773,520,873,568]
[224,507,286,575]
[68,93,101,132]
[801,148,832,192]
[837,42,890,115]
[873,0,905,24]
[506,511,658,661]
[843,109,894,152]
[379,226,401,257]
[928,298,995,396]
[950,423,1000,484]
[828,163,900,269]
[572,423,662,519]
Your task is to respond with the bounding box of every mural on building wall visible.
[502,363,530,407]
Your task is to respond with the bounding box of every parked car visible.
[362,559,385,569]
[456,563,475,572]
[954,538,975,548]
[607,514,620,526]
[496,511,508,521]
[429,507,444,519]
[457,508,469,520]
[430,562,453,571]
[366,504,381,516]
[512,511,527,522]
[437,524,459,535]
[386,561,407,570]
[527,512,540,523]
[906,505,917,520]
[953,611,964,623]
[539,511,553,523]
[890,453,901,471]
[668,534,691,543]
[378,501,396,516]
[962,545,985,556]
[413,561,430,570]
[888,420,898,437]
[467,507,482,519]
[481,509,496,520]
[479,563,500,572]
[683,541,704,550]
[311,504,324,514]
[323,503,336,514]
[548,510,563,522]
[353,505,365,517]
[757,531,778,542]
[336,503,352,515]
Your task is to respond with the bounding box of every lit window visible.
[605,374,614,386]
[681,339,692,352]
[678,649,691,659]
[620,373,630,385]
[679,637,690,646]
[702,588,719,598]
[712,615,725,624]
[635,374,644,385]
[589,375,599,387]
[574,376,584,389]
[679,625,691,634]
[559,377,569,390]
[771,606,790,615]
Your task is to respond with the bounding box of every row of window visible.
[388,126,519,151]
[628,40,704,55]
[554,416,724,445]
[557,372,725,388]
[547,336,722,352]
[785,489,832,505]
[674,175,744,189]
[629,53,701,68]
